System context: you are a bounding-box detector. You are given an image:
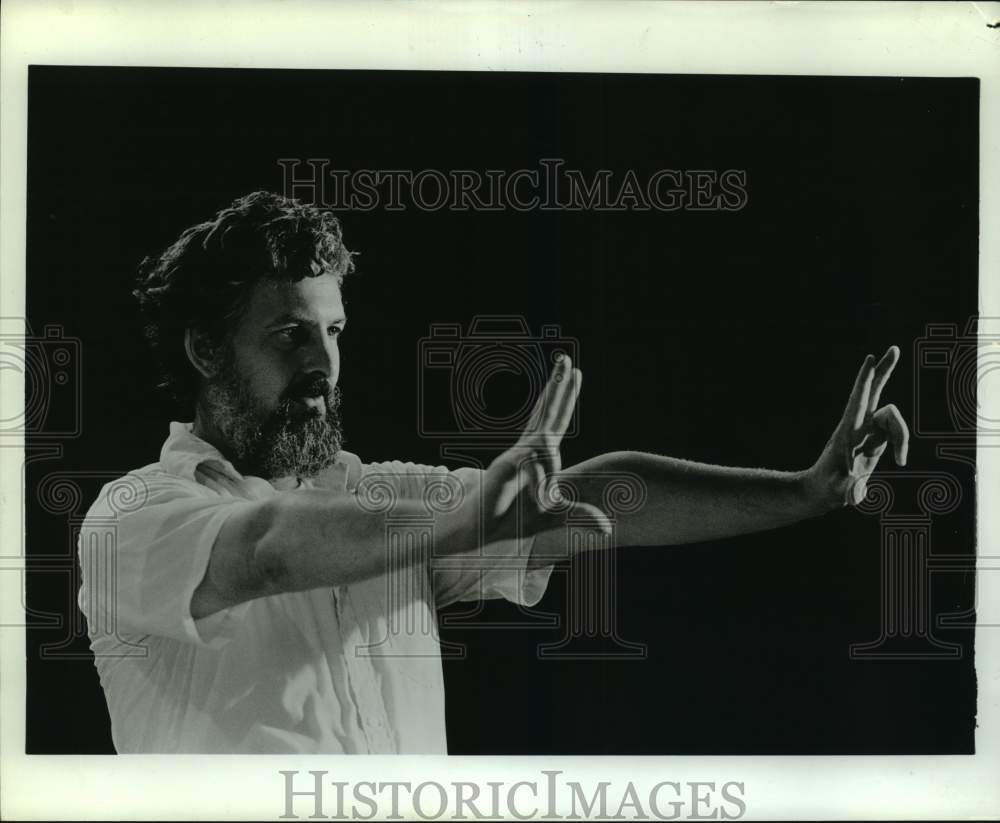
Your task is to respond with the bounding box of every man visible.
[78,191,909,754]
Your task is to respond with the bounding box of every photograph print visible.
[22,65,978,760]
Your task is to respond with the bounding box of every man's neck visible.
[190,409,228,461]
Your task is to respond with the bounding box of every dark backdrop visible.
[24,67,978,754]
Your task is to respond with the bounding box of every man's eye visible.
[276,327,305,344]
[328,325,344,337]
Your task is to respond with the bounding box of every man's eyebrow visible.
[266,313,308,328]
[265,312,347,328]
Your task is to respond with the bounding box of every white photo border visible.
[2,0,998,819]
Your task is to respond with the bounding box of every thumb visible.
[533,500,613,539]
[850,475,868,506]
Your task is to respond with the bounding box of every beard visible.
[203,364,345,481]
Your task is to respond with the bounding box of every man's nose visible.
[300,333,340,381]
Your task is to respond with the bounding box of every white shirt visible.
[77,422,553,754]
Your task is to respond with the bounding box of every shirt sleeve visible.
[357,461,555,609]
[77,471,259,650]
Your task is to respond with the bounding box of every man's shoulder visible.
[83,461,210,521]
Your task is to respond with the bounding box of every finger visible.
[868,345,900,413]
[545,354,573,432]
[843,354,876,430]
[534,499,613,538]
[539,367,582,477]
[523,387,546,434]
[872,403,909,466]
[523,354,569,434]
[858,430,888,459]
[551,367,581,437]
[502,449,549,492]
[851,476,868,506]
[536,353,573,433]
[534,452,557,491]
[568,500,613,537]
[539,474,567,509]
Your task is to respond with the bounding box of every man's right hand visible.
[476,355,613,547]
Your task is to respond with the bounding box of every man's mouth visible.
[291,394,326,413]
[284,375,332,417]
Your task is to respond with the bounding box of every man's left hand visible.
[807,345,911,508]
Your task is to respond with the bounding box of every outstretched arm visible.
[192,355,609,618]
[532,346,910,557]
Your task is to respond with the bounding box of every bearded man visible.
[78,191,909,754]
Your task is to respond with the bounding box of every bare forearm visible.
[553,450,836,548]
[261,491,482,590]
[193,491,477,617]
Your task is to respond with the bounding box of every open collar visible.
[160,421,244,483]
[159,421,360,495]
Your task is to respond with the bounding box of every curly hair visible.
[133,191,356,412]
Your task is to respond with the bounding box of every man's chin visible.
[249,413,343,480]
[207,370,344,480]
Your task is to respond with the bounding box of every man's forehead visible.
[246,275,346,322]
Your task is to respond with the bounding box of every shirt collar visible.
[160,421,244,483]
[159,421,361,494]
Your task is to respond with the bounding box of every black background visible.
[25,67,978,754]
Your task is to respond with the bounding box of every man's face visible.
[201,273,348,480]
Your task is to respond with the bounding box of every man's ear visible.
[184,327,223,379]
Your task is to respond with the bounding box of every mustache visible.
[283,374,332,401]
[272,375,342,422]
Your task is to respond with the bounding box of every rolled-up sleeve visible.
[77,472,258,649]
[431,533,555,608]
